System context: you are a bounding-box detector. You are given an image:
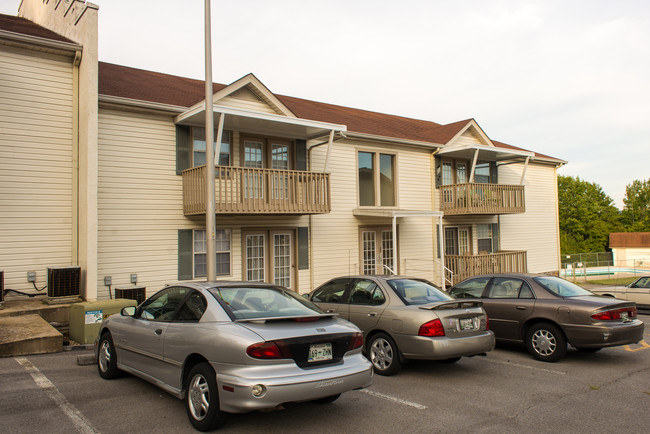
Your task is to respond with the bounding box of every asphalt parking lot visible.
[2,314,649,434]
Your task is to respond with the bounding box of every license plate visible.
[621,311,629,322]
[308,343,333,362]
[459,318,474,330]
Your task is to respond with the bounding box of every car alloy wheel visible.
[368,333,402,376]
[185,363,227,431]
[525,323,567,362]
[97,332,121,379]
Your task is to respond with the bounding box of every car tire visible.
[368,332,402,376]
[185,362,227,432]
[525,323,567,362]
[97,332,121,380]
[577,347,602,353]
[313,394,341,404]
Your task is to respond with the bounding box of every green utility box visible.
[69,299,137,344]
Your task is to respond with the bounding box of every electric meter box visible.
[69,299,137,344]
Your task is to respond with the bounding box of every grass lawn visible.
[578,277,638,286]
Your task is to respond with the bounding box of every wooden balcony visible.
[445,250,528,285]
[182,166,331,215]
[439,183,525,215]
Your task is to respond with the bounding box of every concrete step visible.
[0,314,63,357]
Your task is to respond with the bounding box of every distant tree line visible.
[558,176,650,254]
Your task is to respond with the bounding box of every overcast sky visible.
[2,0,649,208]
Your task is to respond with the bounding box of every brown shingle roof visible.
[609,232,650,248]
[0,13,74,44]
[97,61,561,161]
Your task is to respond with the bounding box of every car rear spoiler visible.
[234,313,338,323]
[418,300,483,310]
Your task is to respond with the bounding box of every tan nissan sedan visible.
[309,276,495,375]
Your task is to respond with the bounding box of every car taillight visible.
[418,318,445,337]
[591,306,637,321]
[347,332,364,350]
[246,342,283,359]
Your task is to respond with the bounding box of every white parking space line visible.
[360,389,428,409]
[15,357,99,434]
[480,357,566,375]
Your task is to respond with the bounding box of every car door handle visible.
[325,309,335,313]
[367,312,377,317]
[516,306,527,310]
[155,329,163,335]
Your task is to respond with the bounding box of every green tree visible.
[558,175,621,253]
[621,179,650,231]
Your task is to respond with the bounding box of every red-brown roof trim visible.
[610,232,650,248]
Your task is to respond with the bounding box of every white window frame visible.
[193,229,232,278]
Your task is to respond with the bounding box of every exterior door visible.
[445,227,459,255]
[243,230,296,289]
[361,228,394,275]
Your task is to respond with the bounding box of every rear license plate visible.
[459,318,474,330]
[308,343,333,362]
[621,311,629,322]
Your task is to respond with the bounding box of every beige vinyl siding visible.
[498,163,560,273]
[0,47,74,293]
[455,129,488,147]
[97,110,309,298]
[218,95,279,114]
[309,140,437,290]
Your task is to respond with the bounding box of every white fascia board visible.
[0,29,82,55]
[175,103,347,132]
[98,95,188,113]
[438,143,535,158]
[343,132,441,149]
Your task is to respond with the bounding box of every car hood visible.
[235,316,359,342]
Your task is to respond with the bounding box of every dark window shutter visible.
[490,161,498,184]
[176,125,191,175]
[297,227,309,270]
[178,229,193,280]
[296,139,307,171]
[434,155,442,187]
[436,224,441,258]
[491,223,500,253]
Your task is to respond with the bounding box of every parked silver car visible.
[96,281,372,431]
[308,276,495,375]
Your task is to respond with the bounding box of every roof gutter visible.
[98,95,188,114]
[0,29,82,55]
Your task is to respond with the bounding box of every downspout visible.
[72,50,81,264]
[439,214,445,291]
[392,215,397,275]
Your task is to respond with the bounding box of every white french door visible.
[361,228,394,275]
[243,230,294,289]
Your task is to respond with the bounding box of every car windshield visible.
[533,276,593,297]
[209,286,324,320]
[387,279,453,305]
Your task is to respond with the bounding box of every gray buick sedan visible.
[448,274,645,362]
[96,281,372,431]
[309,276,495,376]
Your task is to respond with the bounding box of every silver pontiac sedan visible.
[96,281,372,431]
[309,276,495,375]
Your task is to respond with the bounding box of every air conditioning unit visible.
[47,266,81,298]
[114,286,146,305]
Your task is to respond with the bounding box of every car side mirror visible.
[121,306,136,317]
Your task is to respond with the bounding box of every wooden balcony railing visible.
[445,250,528,285]
[182,166,331,215]
[439,183,525,215]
